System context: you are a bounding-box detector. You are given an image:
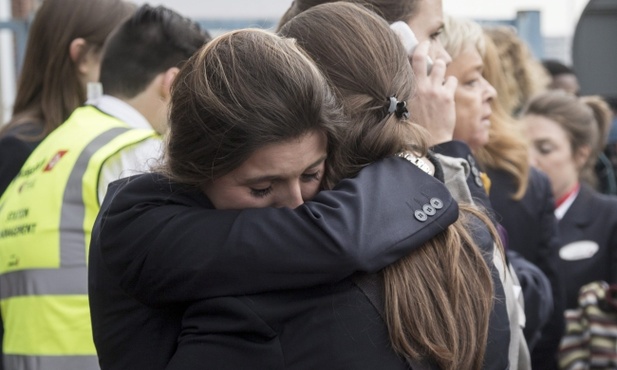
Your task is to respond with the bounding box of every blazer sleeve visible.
[92,157,459,306]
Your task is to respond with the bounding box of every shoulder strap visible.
[353,273,435,370]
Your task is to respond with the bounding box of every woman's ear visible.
[69,38,88,68]
[574,145,592,170]
[70,38,102,85]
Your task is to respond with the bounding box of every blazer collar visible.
[560,184,594,227]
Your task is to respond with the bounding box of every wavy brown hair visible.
[0,0,135,139]
[280,4,495,369]
[161,29,345,186]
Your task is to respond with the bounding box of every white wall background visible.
[134,0,589,37]
[0,0,593,124]
[0,0,16,123]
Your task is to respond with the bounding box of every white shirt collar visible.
[554,187,580,220]
[86,95,152,130]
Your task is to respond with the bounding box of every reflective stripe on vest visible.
[4,354,99,370]
[0,106,158,365]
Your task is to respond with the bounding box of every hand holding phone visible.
[390,21,434,75]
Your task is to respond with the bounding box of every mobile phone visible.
[390,21,434,75]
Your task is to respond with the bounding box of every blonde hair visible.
[484,26,550,115]
[480,33,530,199]
[439,14,486,59]
[281,4,495,369]
[440,16,530,199]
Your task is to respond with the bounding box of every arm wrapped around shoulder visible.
[91,157,458,305]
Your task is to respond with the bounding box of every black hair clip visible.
[387,96,410,120]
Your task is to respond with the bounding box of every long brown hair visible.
[161,29,344,186]
[1,0,134,139]
[280,4,495,369]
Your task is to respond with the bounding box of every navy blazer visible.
[432,140,493,212]
[431,141,512,370]
[555,184,617,309]
[487,167,565,370]
[167,280,410,370]
[166,209,505,370]
[89,157,459,369]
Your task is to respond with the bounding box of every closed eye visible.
[301,171,321,182]
[250,186,273,198]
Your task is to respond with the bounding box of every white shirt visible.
[554,187,580,220]
[85,95,162,204]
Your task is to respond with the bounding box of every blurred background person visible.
[542,59,581,96]
[522,90,617,317]
[580,95,617,195]
[440,14,565,369]
[0,5,207,369]
[541,58,617,196]
[480,24,566,370]
[483,25,550,117]
[0,1,133,367]
[604,97,617,194]
[0,0,135,196]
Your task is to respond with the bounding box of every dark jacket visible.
[486,167,565,370]
[168,280,410,370]
[89,157,460,369]
[555,184,617,310]
[0,122,44,196]
[432,141,493,212]
[166,209,505,370]
[431,141,512,370]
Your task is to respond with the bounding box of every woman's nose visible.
[278,184,304,209]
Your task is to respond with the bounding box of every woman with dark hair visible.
[155,4,498,370]
[88,25,465,369]
[279,2,520,368]
[0,0,135,195]
[89,3,509,370]
[278,5,499,368]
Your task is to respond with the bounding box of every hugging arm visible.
[93,157,458,306]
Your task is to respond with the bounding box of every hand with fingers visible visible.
[408,41,457,146]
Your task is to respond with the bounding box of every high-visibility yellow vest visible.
[0,106,159,370]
